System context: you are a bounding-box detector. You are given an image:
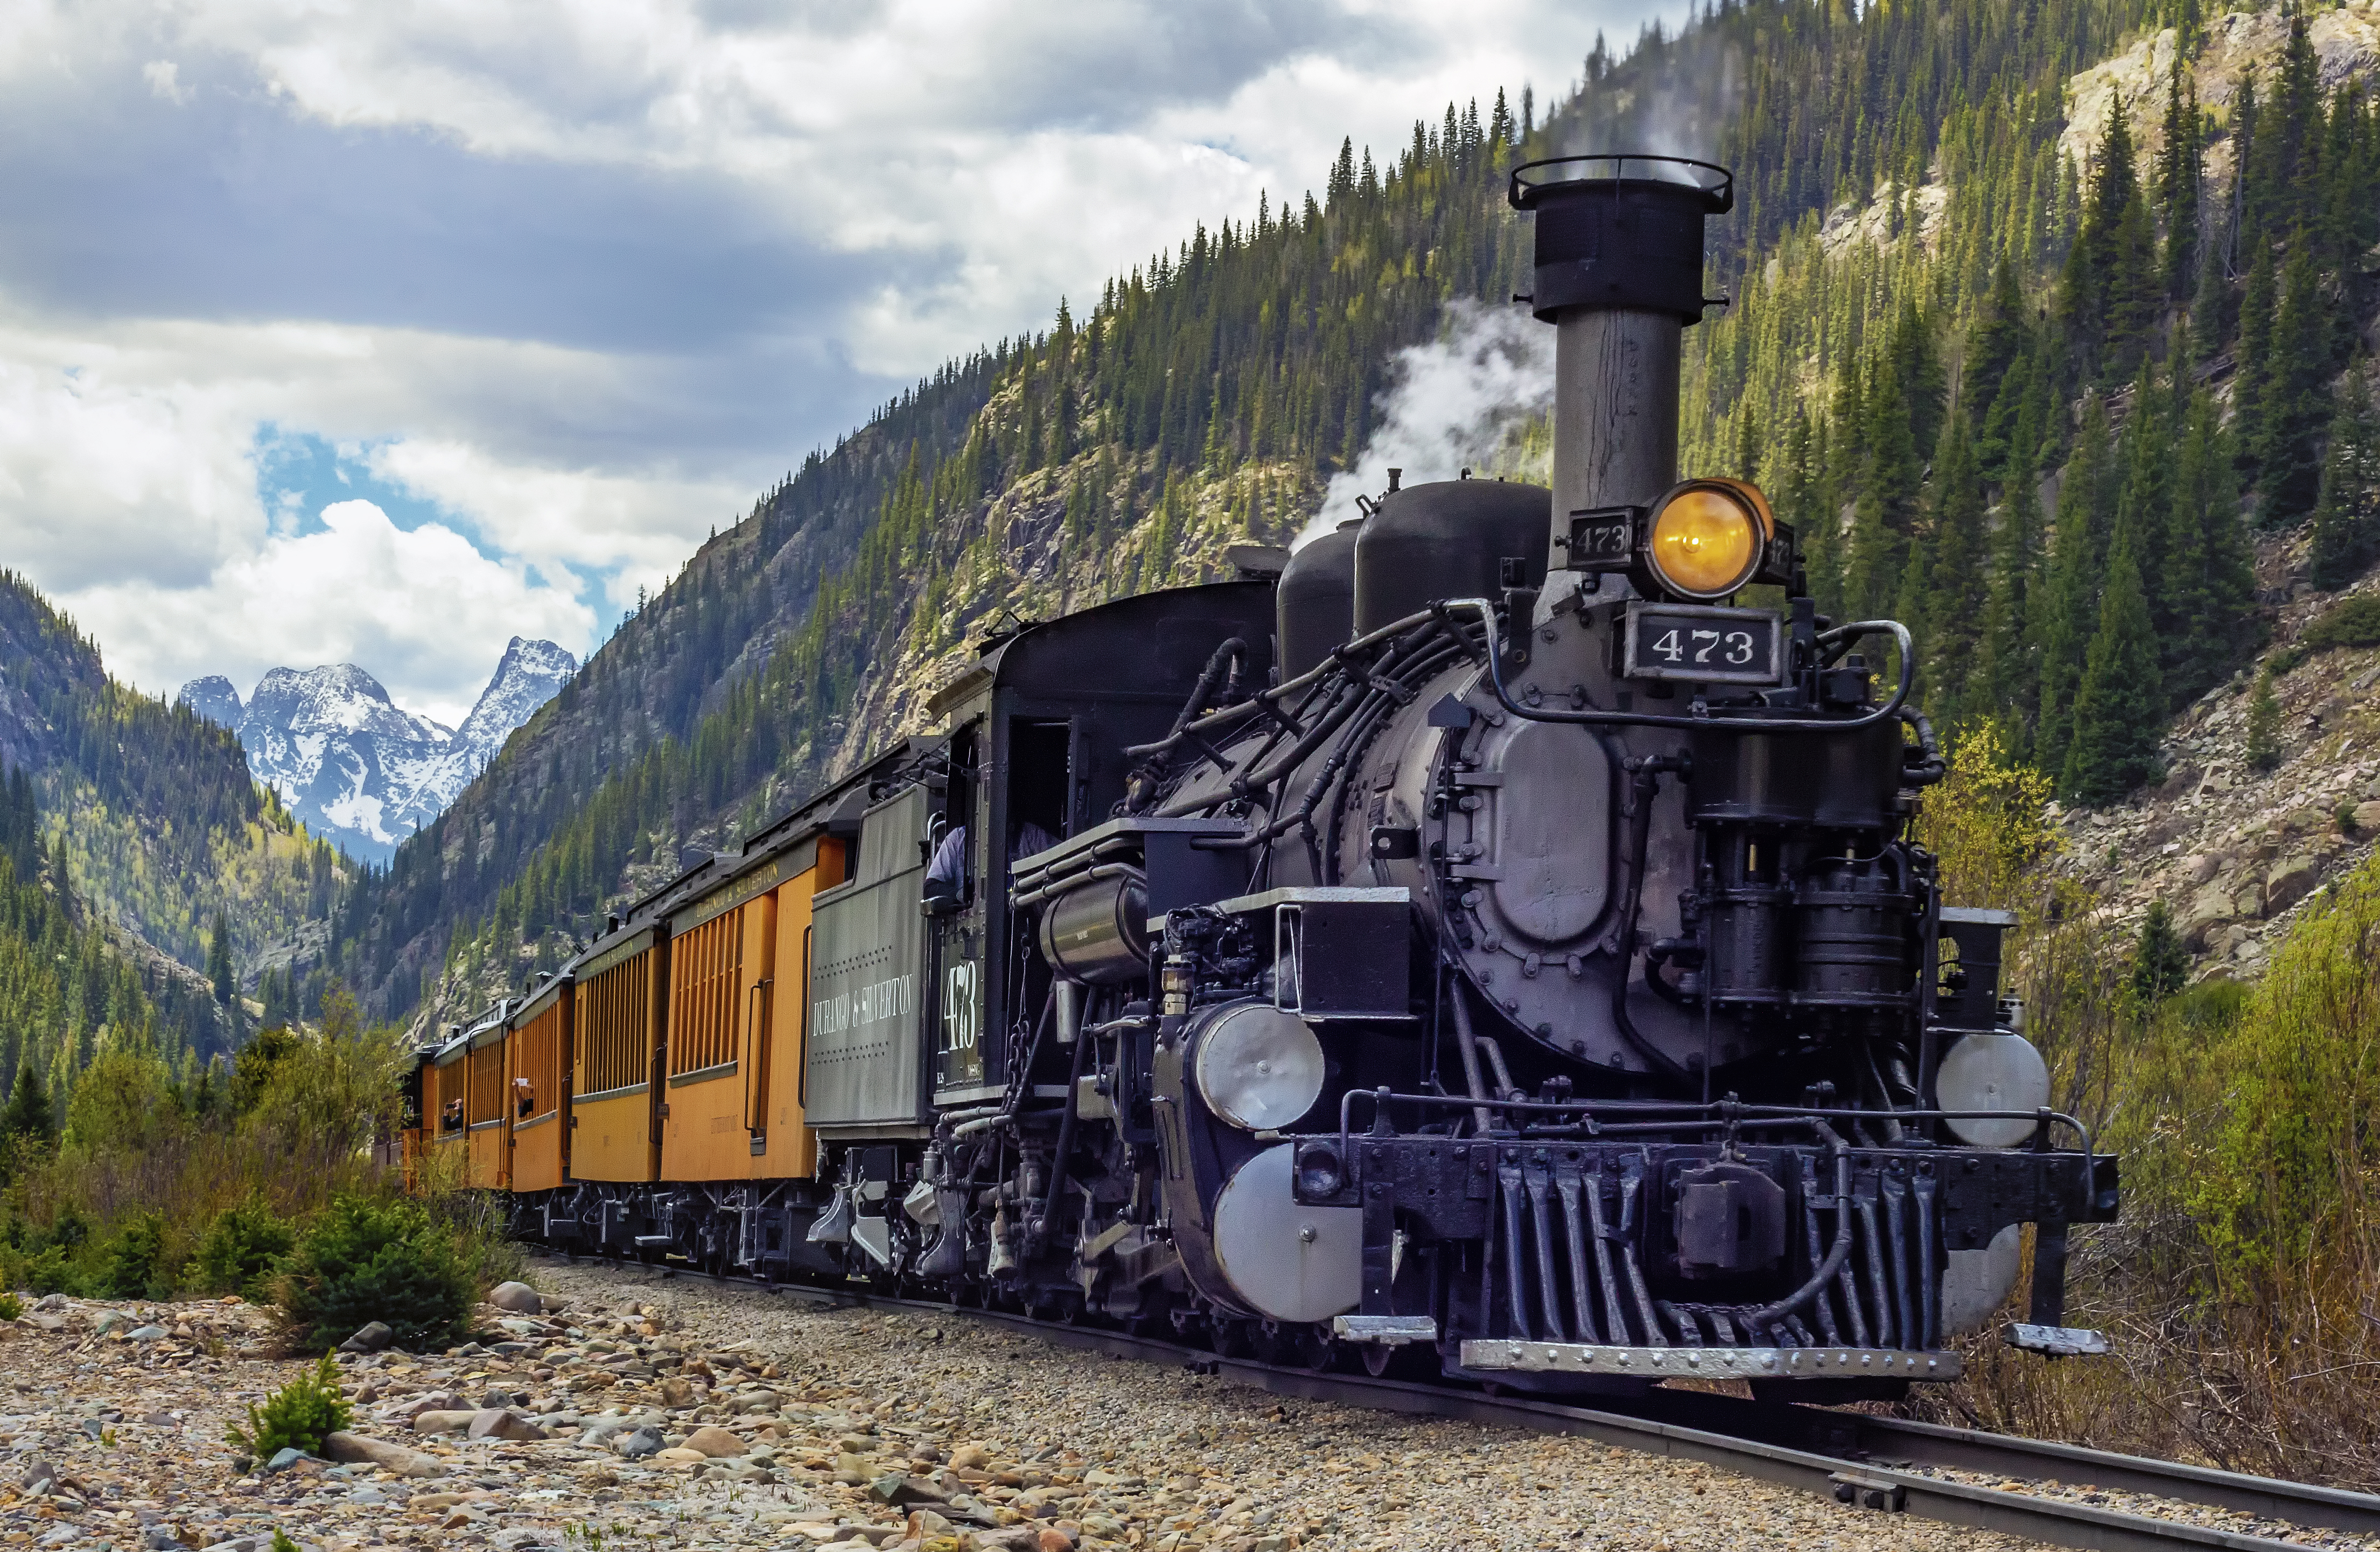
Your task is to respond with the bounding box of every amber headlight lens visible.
[1647,484,1762,599]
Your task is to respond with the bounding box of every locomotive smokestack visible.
[1509,157,1734,571]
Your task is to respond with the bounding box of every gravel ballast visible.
[10,1256,2298,1551]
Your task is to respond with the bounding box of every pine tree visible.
[2117,361,2175,638]
[1848,349,1920,621]
[208,911,234,1006]
[2245,666,2283,771]
[2063,96,2148,380]
[2034,400,2116,779]
[1,1064,52,1148]
[2310,364,2380,590]
[2232,241,2278,481]
[1892,297,1947,463]
[2158,54,2203,304]
[2104,178,2159,381]
[2257,236,2332,523]
[1965,256,2028,419]
[1979,440,2044,748]
[2061,536,2163,805]
[1922,409,1988,725]
[1781,407,1838,611]
[2130,900,2190,1004]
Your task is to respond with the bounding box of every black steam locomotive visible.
[457,155,2115,1400]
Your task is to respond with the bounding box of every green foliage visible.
[88,1212,170,1301]
[270,1534,300,1552]
[207,911,233,1007]
[2246,669,2283,772]
[0,1292,23,1322]
[233,1024,299,1114]
[2060,536,2161,806]
[274,1194,474,1354]
[2311,369,2380,591]
[1,1064,52,1151]
[2300,595,2380,655]
[0,1205,93,1296]
[63,1041,176,1155]
[2183,856,2380,1289]
[2130,901,2189,1007]
[191,1198,296,1301]
[226,1354,351,1462]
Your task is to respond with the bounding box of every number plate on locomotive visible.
[1622,604,1783,685]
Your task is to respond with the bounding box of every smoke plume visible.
[1301,300,1555,545]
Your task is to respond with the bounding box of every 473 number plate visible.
[1622,604,1783,686]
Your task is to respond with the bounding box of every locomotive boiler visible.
[421,153,2115,1400]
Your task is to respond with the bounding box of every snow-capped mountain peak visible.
[452,638,577,769]
[178,640,577,863]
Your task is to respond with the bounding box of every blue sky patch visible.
[251,424,460,540]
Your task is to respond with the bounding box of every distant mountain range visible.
[179,638,577,863]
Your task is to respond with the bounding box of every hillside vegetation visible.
[0,571,346,1054]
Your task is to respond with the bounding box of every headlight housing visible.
[1645,479,1770,600]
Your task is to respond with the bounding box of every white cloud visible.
[79,499,591,729]
[141,59,188,104]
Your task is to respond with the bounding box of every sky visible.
[0,0,1682,728]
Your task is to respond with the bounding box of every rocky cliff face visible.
[2056,531,2380,979]
[180,639,577,863]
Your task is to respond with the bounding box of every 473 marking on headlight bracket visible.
[1623,603,1783,686]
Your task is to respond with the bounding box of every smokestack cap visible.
[1509,155,1732,325]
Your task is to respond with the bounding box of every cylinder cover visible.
[1210,1143,1361,1323]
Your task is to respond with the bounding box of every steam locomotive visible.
[405,155,2116,1400]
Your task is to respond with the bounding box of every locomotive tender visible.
[408,155,2116,1399]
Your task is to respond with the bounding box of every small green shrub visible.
[226,1354,351,1460]
[2172,977,2253,1033]
[8,1244,76,1296]
[2299,593,2380,655]
[192,1198,297,1301]
[0,1291,23,1320]
[0,1206,93,1296]
[89,1213,169,1300]
[274,1193,473,1353]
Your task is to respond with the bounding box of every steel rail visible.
[541,1250,2376,1551]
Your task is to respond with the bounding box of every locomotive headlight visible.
[1646,480,1767,599]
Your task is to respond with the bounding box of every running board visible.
[2004,1323,2110,1357]
[1458,1340,1960,1381]
[1334,1315,1437,1346]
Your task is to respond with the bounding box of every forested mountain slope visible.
[0,572,333,1061]
[338,0,2380,1027]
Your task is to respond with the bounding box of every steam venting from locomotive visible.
[475,153,2118,1402]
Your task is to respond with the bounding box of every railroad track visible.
[545,1251,2379,1552]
